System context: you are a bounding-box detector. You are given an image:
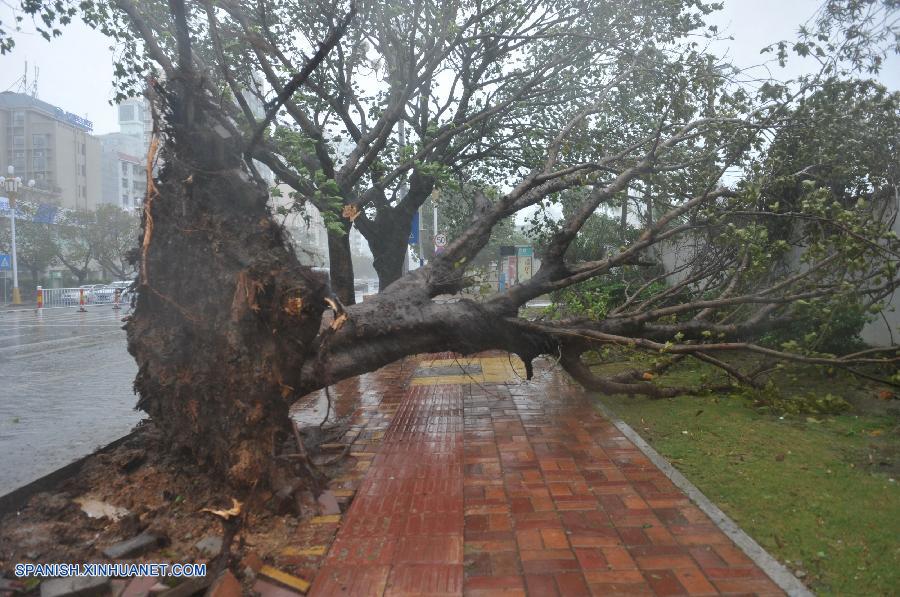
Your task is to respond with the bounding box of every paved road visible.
[0,306,141,495]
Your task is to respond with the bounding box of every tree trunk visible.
[126,122,327,492]
[373,238,406,292]
[358,213,409,292]
[327,227,355,305]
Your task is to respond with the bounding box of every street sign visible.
[0,254,10,271]
[34,204,58,224]
[408,211,419,245]
[434,233,448,247]
[517,245,534,282]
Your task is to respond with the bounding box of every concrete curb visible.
[594,400,815,597]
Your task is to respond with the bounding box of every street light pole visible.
[9,193,18,304]
[1,165,35,305]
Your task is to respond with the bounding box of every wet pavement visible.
[0,306,141,495]
[296,353,784,597]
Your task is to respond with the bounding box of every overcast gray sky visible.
[0,0,897,136]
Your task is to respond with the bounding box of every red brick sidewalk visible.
[308,354,785,596]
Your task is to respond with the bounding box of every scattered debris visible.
[201,498,241,520]
[259,565,310,594]
[155,576,211,597]
[101,532,167,559]
[121,452,147,474]
[0,578,24,593]
[252,578,302,596]
[316,491,340,516]
[194,535,223,557]
[116,576,158,597]
[73,497,130,521]
[241,552,264,576]
[208,570,241,597]
[30,493,70,516]
[39,576,109,597]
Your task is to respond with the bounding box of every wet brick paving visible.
[0,306,140,495]
[305,353,784,597]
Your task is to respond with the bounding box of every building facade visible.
[98,132,146,211]
[116,98,153,153]
[0,91,101,210]
[272,183,328,267]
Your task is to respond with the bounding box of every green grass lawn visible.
[592,359,900,596]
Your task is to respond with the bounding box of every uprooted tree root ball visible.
[0,421,354,590]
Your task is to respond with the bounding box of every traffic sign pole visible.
[9,199,20,304]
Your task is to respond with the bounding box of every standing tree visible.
[0,201,58,286]
[90,204,140,279]
[63,0,733,301]
[2,0,898,496]
[56,209,95,285]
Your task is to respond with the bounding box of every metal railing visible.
[36,286,124,310]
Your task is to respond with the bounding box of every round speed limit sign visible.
[434,233,448,247]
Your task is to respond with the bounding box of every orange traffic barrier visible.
[79,288,87,312]
[113,289,121,310]
[36,286,43,311]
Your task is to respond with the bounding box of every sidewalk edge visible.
[594,399,815,597]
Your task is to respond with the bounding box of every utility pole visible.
[433,189,439,256]
[399,119,410,274]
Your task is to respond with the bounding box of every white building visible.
[97,132,145,211]
[272,183,328,267]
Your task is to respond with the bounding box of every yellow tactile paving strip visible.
[410,356,527,385]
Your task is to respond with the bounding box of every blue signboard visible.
[0,197,23,217]
[34,204,58,224]
[54,107,93,131]
[408,211,420,245]
[0,254,10,271]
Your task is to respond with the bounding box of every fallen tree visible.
[3,0,898,496]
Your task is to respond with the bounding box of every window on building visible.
[81,143,86,155]
[121,162,130,175]
[12,135,24,147]
[119,104,135,122]
[81,185,86,197]
[12,111,25,126]
[122,193,130,206]
[32,156,46,171]
[32,134,46,148]
[81,165,86,176]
